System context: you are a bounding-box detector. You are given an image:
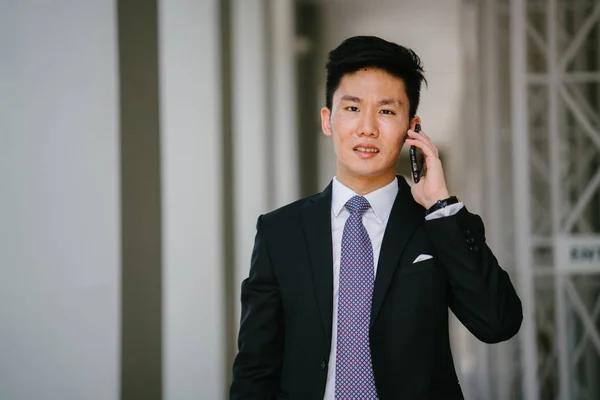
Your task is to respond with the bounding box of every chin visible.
[349,167,387,179]
[354,163,388,176]
[340,157,395,179]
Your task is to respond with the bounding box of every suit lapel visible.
[370,177,425,327]
[302,183,334,340]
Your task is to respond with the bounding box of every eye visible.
[379,109,395,115]
[345,106,359,112]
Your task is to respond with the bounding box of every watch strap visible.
[425,196,459,216]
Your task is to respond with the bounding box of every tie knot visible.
[345,195,371,216]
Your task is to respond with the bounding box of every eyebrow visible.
[340,95,403,107]
[340,95,362,103]
[378,98,404,107]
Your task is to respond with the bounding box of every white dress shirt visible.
[323,176,463,400]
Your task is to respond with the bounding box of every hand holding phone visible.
[409,123,424,183]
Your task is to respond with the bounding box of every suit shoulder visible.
[255,190,328,235]
[261,192,320,225]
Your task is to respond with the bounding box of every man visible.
[230,36,522,399]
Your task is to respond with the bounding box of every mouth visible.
[353,145,380,159]
[354,146,379,153]
[354,145,380,153]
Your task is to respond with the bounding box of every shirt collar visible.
[331,176,399,224]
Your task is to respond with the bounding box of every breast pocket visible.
[398,258,437,277]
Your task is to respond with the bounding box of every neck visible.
[336,171,397,195]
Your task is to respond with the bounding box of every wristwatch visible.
[425,196,459,216]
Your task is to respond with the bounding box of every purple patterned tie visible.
[335,195,377,399]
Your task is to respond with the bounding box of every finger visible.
[418,130,439,158]
[405,137,437,159]
[407,129,437,156]
[408,129,439,158]
[406,132,437,158]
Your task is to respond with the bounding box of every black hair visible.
[325,36,427,118]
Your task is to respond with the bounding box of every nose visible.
[357,110,379,137]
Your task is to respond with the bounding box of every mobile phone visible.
[409,123,424,183]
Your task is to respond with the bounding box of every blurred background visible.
[1,0,599,399]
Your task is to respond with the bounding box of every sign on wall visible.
[556,235,600,274]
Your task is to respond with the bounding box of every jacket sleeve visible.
[424,207,523,343]
[230,215,284,399]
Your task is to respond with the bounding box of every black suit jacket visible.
[230,177,522,400]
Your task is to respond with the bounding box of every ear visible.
[321,107,332,137]
[409,115,422,131]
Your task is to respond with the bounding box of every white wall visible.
[158,0,225,398]
[230,0,300,355]
[0,2,120,399]
[231,0,272,340]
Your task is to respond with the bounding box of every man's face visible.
[321,68,418,185]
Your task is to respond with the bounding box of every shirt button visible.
[466,237,475,244]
